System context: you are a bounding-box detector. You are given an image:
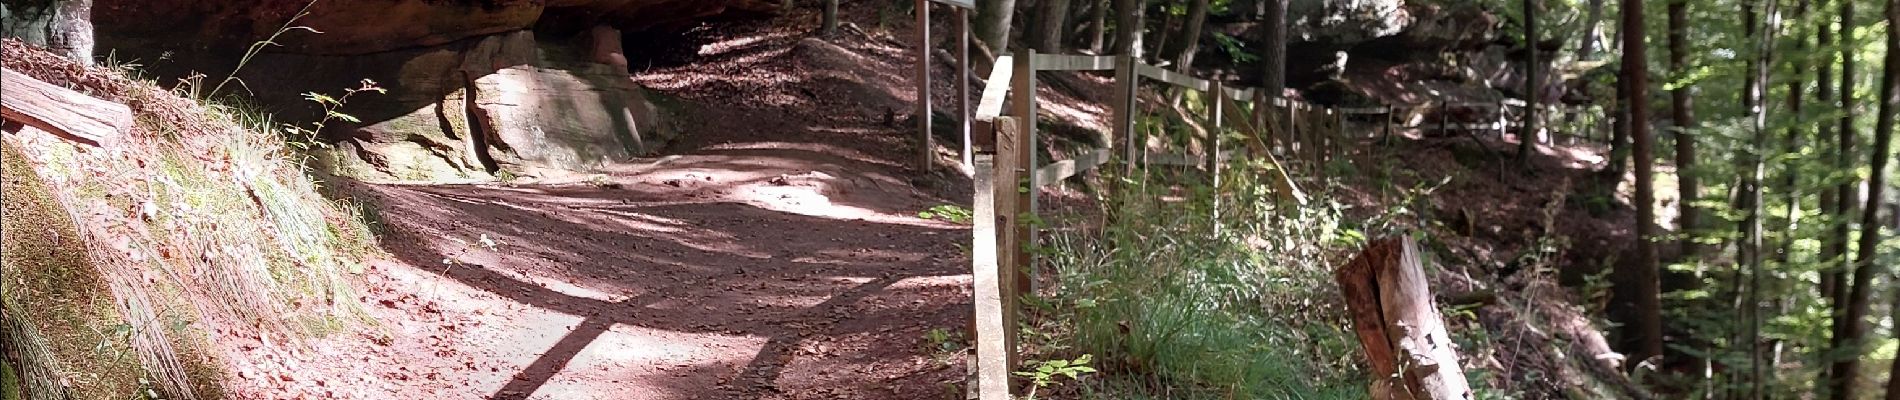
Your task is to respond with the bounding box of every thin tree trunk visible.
[1087,0,1107,52]
[1169,0,1209,69]
[1669,0,1701,261]
[1113,0,1145,57]
[821,0,839,36]
[1150,2,1179,65]
[1621,0,1665,366]
[976,0,1019,52]
[1825,0,1865,397]
[1858,0,1898,397]
[1738,0,1778,394]
[1814,0,1840,324]
[1033,0,1072,52]
[1521,0,1540,165]
[1608,75,1630,177]
[1261,0,1286,97]
[1779,0,1807,274]
[1579,0,1606,60]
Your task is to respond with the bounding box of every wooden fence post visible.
[914,0,933,171]
[1336,237,1474,400]
[971,152,1012,400]
[1115,55,1138,177]
[1010,50,1041,293]
[956,8,973,170]
[1209,81,1225,236]
[991,117,1027,370]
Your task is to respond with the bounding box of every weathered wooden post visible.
[1114,55,1138,177]
[1010,50,1040,292]
[991,116,1027,372]
[1336,237,1474,400]
[970,151,1011,400]
[956,7,972,170]
[915,0,933,171]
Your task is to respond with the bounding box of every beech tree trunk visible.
[976,0,1018,52]
[1520,0,1539,165]
[821,0,839,36]
[1579,0,1605,60]
[1814,0,1840,317]
[1087,0,1107,52]
[1261,0,1286,98]
[1668,0,1701,261]
[1033,0,1072,52]
[1619,0,1665,366]
[1737,0,1777,394]
[1336,237,1474,400]
[0,0,93,64]
[1857,0,1897,395]
[1113,0,1144,57]
[1149,2,1178,64]
[1825,0,1866,397]
[1168,0,1208,69]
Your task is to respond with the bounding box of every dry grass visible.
[1,39,380,398]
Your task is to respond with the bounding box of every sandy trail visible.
[330,142,972,399]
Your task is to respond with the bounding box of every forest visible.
[0,0,1894,398]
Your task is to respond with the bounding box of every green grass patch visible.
[1028,159,1369,399]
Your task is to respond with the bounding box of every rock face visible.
[84,0,733,181]
[302,29,676,181]
[92,0,771,55]
[0,0,94,64]
[1215,1,1524,106]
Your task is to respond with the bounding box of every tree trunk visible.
[1336,237,1474,400]
[1858,0,1898,397]
[1520,0,1540,165]
[1087,0,1107,52]
[1033,0,1072,52]
[1112,0,1144,57]
[1579,0,1605,60]
[1149,2,1179,64]
[1737,0,1777,394]
[1168,0,1209,69]
[977,0,1018,52]
[821,0,839,36]
[1618,0,1664,367]
[1814,0,1840,323]
[1608,75,1630,177]
[1825,0,1865,397]
[1668,0,1701,261]
[1261,0,1287,98]
[0,0,93,65]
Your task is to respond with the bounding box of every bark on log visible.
[1336,237,1474,400]
[0,67,127,146]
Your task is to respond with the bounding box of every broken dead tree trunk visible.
[1,67,128,146]
[1336,237,1474,400]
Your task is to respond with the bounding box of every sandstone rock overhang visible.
[93,0,777,55]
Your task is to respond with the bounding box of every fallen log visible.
[1336,236,1473,400]
[1,67,129,146]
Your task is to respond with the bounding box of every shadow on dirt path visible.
[356,150,973,399]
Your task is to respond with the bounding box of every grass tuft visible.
[1028,156,1368,399]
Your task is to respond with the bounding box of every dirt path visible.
[227,16,980,399]
[340,141,971,399]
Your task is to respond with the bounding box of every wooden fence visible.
[964,52,1602,400]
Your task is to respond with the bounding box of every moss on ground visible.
[0,140,144,399]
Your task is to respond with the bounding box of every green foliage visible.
[1015,354,1098,399]
[283,79,387,151]
[1030,153,1367,398]
[919,204,975,224]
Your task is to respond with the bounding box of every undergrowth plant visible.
[1030,138,1367,399]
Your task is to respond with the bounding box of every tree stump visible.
[1335,237,1473,400]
